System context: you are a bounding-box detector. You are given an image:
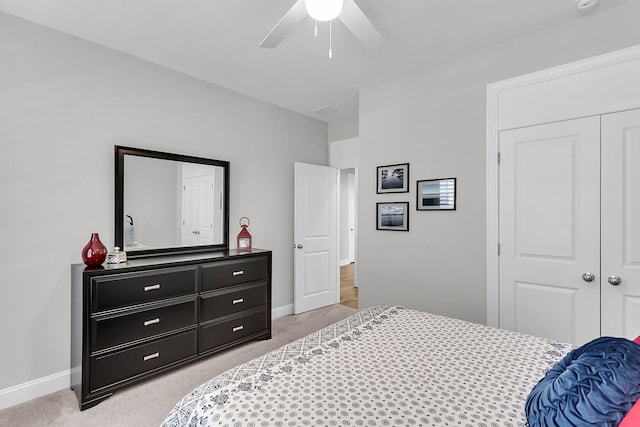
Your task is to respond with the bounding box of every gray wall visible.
[0,12,327,390]
[328,115,358,142]
[358,1,640,324]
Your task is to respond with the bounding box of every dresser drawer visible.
[201,257,268,291]
[90,330,197,392]
[91,299,197,352]
[200,282,267,322]
[199,310,268,353]
[91,266,197,312]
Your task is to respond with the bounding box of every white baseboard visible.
[0,304,296,411]
[272,303,294,319]
[0,369,70,411]
[339,258,351,266]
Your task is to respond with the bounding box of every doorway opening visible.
[338,168,358,309]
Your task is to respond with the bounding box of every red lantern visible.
[237,217,252,253]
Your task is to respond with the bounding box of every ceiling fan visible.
[259,0,384,50]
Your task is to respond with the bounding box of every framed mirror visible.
[115,146,229,257]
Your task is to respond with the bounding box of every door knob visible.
[608,275,622,286]
[582,273,595,282]
[297,244,303,249]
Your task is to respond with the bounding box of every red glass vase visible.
[81,233,107,267]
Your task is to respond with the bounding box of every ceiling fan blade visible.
[339,0,384,49]
[259,0,308,48]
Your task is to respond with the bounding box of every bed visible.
[162,305,579,426]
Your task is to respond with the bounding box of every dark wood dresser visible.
[70,249,271,410]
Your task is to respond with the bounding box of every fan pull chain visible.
[312,19,334,59]
[329,20,333,59]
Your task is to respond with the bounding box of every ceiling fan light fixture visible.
[304,0,344,22]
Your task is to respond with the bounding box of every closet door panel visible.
[601,109,640,338]
[499,117,601,345]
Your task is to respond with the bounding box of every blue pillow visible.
[525,336,640,427]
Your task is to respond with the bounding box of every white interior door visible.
[601,109,640,339]
[294,162,339,314]
[499,117,601,345]
[348,171,356,263]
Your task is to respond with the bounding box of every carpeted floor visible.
[0,304,356,427]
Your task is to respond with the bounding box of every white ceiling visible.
[0,0,628,123]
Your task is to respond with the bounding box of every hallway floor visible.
[340,263,358,309]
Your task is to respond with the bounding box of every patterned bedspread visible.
[162,305,572,426]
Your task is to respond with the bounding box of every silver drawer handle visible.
[143,352,159,362]
[232,270,244,276]
[144,284,161,292]
[232,325,244,332]
[144,318,160,326]
[232,298,244,305]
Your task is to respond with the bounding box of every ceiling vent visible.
[312,106,339,115]
[575,0,598,12]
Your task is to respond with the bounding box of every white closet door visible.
[499,117,601,345]
[601,109,640,339]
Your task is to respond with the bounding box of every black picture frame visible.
[416,178,457,211]
[376,202,409,231]
[376,163,409,193]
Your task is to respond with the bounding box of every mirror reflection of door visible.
[181,163,221,246]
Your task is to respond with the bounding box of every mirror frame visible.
[115,145,230,258]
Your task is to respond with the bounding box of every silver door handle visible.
[582,273,595,282]
[608,275,622,286]
[296,244,303,249]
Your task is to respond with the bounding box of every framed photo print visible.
[416,178,457,211]
[376,202,409,231]
[376,163,409,193]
